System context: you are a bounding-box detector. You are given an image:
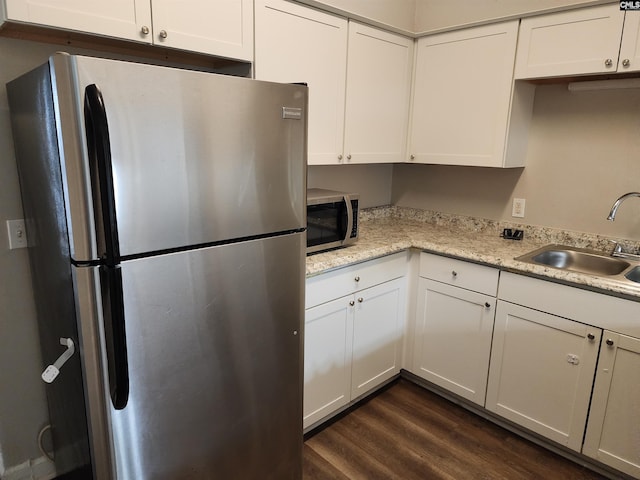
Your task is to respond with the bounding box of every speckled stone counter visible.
[306,206,640,300]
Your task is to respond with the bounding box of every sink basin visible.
[625,266,640,283]
[516,245,630,276]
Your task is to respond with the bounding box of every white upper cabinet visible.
[151,0,253,60]
[514,4,639,79]
[2,0,253,60]
[342,22,413,164]
[255,0,412,165]
[3,0,151,42]
[254,0,347,165]
[409,20,533,168]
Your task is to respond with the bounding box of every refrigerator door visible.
[51,54,307,262]
[107,232,304,479]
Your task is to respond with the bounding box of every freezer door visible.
[52,54,307,261]
[109,232,304,479]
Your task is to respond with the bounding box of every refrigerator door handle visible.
[100,265,129,409]
[84,84,120,266]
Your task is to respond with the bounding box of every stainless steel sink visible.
[516,245,631,276]
[625,266,640,283]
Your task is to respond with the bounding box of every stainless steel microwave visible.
[306,188,359,254]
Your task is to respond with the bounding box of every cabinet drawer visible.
[499,271,640,338]
[306,251,407,309]
[419,252,499,296]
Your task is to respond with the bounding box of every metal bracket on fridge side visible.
[41,338,75,383]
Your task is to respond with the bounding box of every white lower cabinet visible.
[583,332,640,478]
[486,300,601,452]
[303,253,406,429]
[303,296,353,428]
[350,278,405,399]
[412,253,498,406]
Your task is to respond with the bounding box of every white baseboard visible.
[1,456,56,480]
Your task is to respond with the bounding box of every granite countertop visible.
[306,206,640,301]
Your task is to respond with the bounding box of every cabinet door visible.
[254,0,347,165]
[409,21,519,167]
[343,22,413,164]
[413,278,495,406]
[514,4,625,79]
[151,0,252,60]
[486,301,601,451]
[4,0,151,42]
[618,13,640,73]
[583,332,640,478]
[303,296,353,429]
[351,278,404,399]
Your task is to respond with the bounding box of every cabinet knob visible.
[357,297,364,303]
[622,58,631,68]
[354,276,360,282]
[587,333,595,341]
[140,25,150,35]
[337,154,343,161]
[605,58,613,68]
[484,302,491,308]
[159,30,168,39]
[451,271,458,277]
[346,154,352,160]
[606,338,614,346]
[349,300,355,306]
[410,154,415,160]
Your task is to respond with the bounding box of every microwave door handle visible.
[343,195,353,243]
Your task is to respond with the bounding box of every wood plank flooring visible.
[303,379,610,480]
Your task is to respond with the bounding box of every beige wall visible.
[296,0,417,33]
[392,83,640,240]
[308,164,393,208]
[413,0,611,34]
[0,37,57,472]
[298,0,613,34]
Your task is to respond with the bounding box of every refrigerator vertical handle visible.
[84,84,120,266]
[85,85,129,409]
[100,265,129,410]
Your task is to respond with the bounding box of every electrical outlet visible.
[7,219,28,249]
[512,198,526,218]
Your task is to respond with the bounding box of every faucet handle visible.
[608,240,624,256]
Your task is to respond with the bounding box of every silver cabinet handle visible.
[606,338,614,346]
[346,154,352,160]
[451,271,458,277]
[410,154,415,160]
[337,154,343,160]
[484,302,491,308]
[349,300,355,306]
[354,276,360,282]
[159,30,168,39]
[140,25,150,35]
[357,297,363,303]
[622,58,631,68]
[587,333,595,341]
[605,58,613,67]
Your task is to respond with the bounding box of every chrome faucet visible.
[607,192,640,221]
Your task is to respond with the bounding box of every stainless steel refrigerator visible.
[7,53,307,479]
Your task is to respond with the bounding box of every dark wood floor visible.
[303,379,610,480]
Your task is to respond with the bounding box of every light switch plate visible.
[7,219,28,249]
